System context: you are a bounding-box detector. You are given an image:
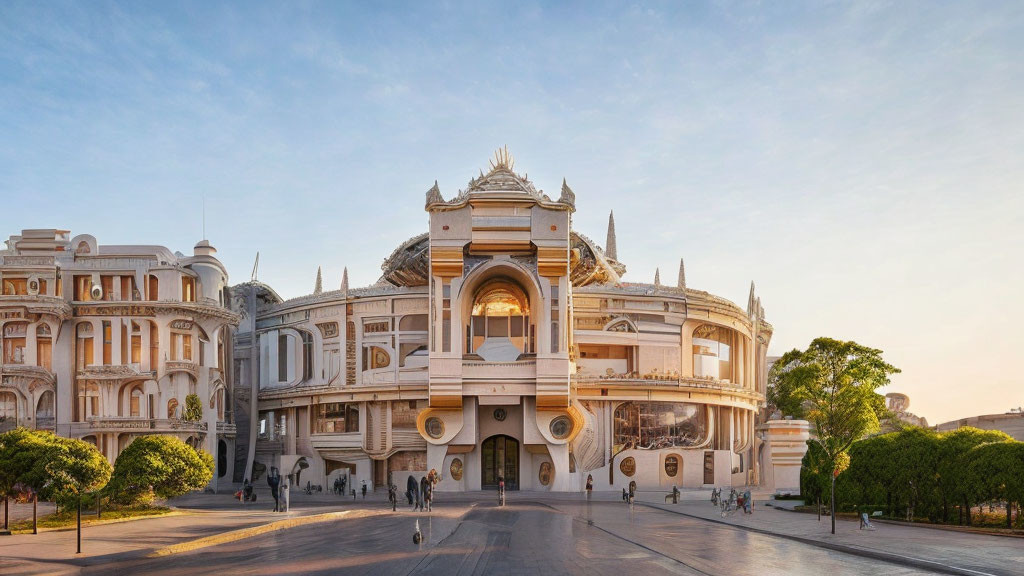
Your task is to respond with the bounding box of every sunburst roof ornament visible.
[489,145,514,171]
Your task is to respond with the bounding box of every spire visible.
[677,258,686,290]
[605,210,618,260]
[748,281,756,316]
[558,178,576,209]
[314,266,323,295]
[425,180,443,209]
[340,267,349,296]
[250,252,260,282]
[654,267,661,286]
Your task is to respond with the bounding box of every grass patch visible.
[9,505,173,534]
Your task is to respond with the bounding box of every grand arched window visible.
[692,324,733,382]
[468,281,532,361]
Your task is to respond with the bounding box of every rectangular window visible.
[74,276,91,301]
[130,394,140,417]
[278,333,288,382]
[183,335,192,361]
[181,277,196,302]
[302,332,314,381]
[148,275,159,301]
[441,281,451,353]
[131,334,142,364]
[102,321,112,365]
[101,276,114,301]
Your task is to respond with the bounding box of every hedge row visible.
[801,426,1024,527]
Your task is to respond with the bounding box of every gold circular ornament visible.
[620,456,636,477]
[425,417,444,439]
[449,458,463,481]
[549,415,572,439]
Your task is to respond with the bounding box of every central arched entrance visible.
[481,434,519,490]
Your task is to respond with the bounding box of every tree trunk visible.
[3,496,7,530]
[1008,501,1013,529]
[33,494,37,535]
[964,497,971,526]
[831,474,836,535]
[817,497,821,521]
[76,498,82,554]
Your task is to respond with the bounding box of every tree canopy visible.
[0,428,111,506]
[105,435,212,505]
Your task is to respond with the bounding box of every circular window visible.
[549,415,572,439]
[493,408,507,422]
[619,456,636,477]
[449,458,463,481]
[425,417,444,439]
[664,455,680,478]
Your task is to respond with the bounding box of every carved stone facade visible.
[233,151,774,493]
[0,229,239,490]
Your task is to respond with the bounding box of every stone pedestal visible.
[764,419,810,494]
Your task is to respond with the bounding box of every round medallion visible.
[425,417,444,439]
[449,458,463,481]
[619,456,636,477]
[538,461,553,486]
[493,408,507,422]
[664,455,680,478]
[549,415,572,439]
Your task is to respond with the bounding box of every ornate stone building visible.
[0,229,239,489]
[232,150,775,493]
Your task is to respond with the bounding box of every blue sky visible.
[2,1,1022,424]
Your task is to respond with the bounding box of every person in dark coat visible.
[420,476,432,512]
[267,467,281,512]
[406,475,417,506]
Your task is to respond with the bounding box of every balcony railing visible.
[216,421,237,436]
[74,417,208,433]
[164,361,198,377]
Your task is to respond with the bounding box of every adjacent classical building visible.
[0,230,239,489]
[231,150,775,493]
[936,408,1024,442]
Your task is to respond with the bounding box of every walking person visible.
[406,475,418,507]
[420,476,432,512]
[585,474,593,502]
[267,467,281,512]
[361,479,367,499]
[743,489,752,515]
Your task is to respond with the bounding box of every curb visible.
[147,509,385,557]
[638,502,1003,576]
[6,510,186,535]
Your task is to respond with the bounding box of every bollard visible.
[413,519,422,544]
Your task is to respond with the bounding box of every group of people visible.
[404,469,439,511]
[711,487,753,514]
[332,475,348,496]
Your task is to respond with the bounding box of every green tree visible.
[935,427,1013,525]
[183,393,203,422]
[965,441,1024,528]
[772,337,900,533]
[106,435,212,505]
[38,433,112,507]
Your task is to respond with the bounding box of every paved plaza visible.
[1,492,1021,575]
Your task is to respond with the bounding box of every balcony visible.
[361,366,428,386]
[462,358,537,380]
[1,364,56,386]
[72,417,208,434]
[216,421,237,436]
[0,294,72,322]
[77,364,153,382]
[164,361,198,378]
[70,299,240,325]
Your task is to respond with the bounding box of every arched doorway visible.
[481,434,519,490]
[217,439,228,478]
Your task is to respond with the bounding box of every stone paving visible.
[0,491,1020,575]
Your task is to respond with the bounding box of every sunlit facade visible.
[231,151,774,492]
[0,230,238,488]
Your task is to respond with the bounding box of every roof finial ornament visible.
[756,296,764,319]
[558,178,576,209]
[605,211,618,261]
[654,267,661,286]
[489,145,514,171]
[314,266,323,295]
[341,267,349,296]
[748,281,756,316]
[425,180,444,209]
[251,252,260,282]
[677,258,686,290]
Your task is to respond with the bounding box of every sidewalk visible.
[635,497,1024,576]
